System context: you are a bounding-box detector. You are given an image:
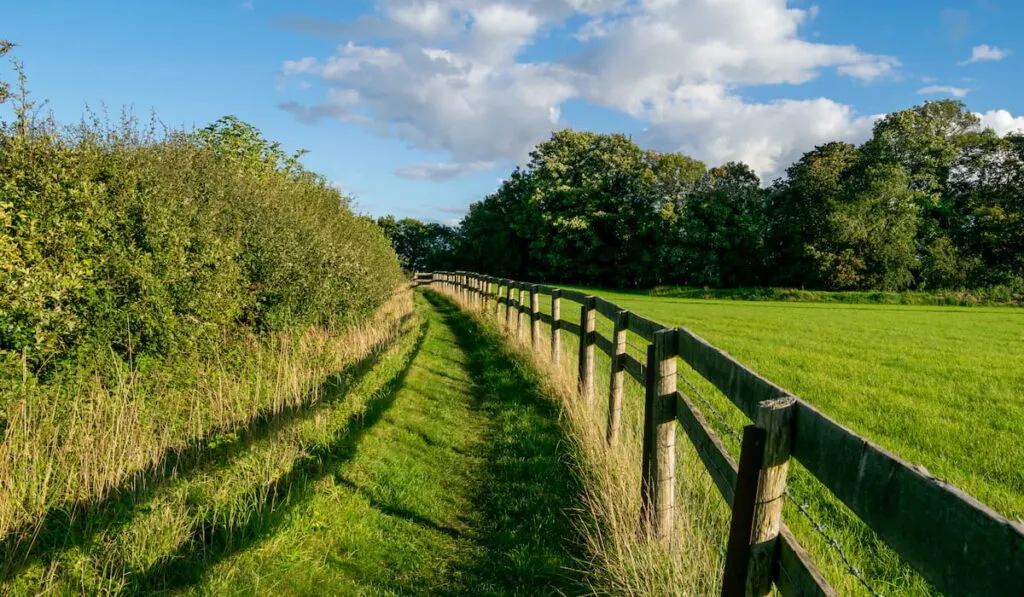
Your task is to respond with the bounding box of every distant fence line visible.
[416,271,1024,597]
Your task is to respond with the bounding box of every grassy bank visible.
[1,289,417,592]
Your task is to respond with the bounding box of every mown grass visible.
[561,286,1024,521]
[477,281,1022,595]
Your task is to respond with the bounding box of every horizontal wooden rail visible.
[791,400,1024,596]
[595,332,614,358]
[624,354,644,384]
[561,320,581,336]
[627,312,668,342]
[558,288,589,304]
[594,296,619,320]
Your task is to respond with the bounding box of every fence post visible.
[530,285,541,350]
[550,289,562,366]
[606,310,629,446]
[515,285,525,340]
[493,279,501,318]
[640,344,656,528]
[651,328,677,546]
[577,295,596,402]
[506,282,515,330]
[721,426,768,597]
[747,397,796,596]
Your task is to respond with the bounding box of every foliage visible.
[448,100,1024,293]
[0,110,402,388]
[375,215,459,272]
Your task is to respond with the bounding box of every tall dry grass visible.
[0,286,415,551]
[436,285,733,596]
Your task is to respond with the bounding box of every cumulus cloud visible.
[395,161,497,180]
[959,44,1011,65]
[918,85,971,98]
[277,0,962,180]
[977,109,1024,136]
[636,92,880,179]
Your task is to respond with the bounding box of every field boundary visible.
[417,271,1024,597]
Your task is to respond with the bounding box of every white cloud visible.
[636,92,880,179]
[977,109,1024,136]
[395,161,497,180]
[918,85,971,98]
[959,44,1011,65]
[277,0,905,179]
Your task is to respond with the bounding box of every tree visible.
[766,142,863,287]
[823,164,923,290]
[376,216,459,273]
[0,40,14,105]
[680,162,767,287]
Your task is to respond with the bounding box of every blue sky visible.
[5,0,1022,224]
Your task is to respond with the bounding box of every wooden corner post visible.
[577,295,597,402]
[530,285,541,350]
[650,328,678,546]
[606,310,629,446]
[550,289,562,365]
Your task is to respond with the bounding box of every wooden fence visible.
[416,271,1024,597]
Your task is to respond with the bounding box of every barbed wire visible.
[785,489,884,597]
[675,371,743,444]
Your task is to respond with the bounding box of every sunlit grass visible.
[477,281,1021,595]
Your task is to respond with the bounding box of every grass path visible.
[189,292,586,595]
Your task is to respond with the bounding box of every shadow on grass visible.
[0,313,416,584]
[116,313,431,593]
[424,291,588,596]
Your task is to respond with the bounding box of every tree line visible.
[381,99,1023,293]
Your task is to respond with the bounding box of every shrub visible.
[0,112,402,392]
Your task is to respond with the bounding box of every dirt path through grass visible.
[188,291,586,595]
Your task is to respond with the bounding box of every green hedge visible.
[0,115,402,389]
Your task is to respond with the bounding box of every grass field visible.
[485,282,1023,595]
[563,287,1024,521]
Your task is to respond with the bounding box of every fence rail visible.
[415,271,1024,597]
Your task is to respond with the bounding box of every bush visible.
[0,113,402,391]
